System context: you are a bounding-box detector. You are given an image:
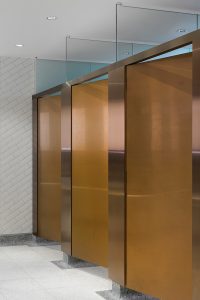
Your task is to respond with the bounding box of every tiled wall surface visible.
[0,57,35,235]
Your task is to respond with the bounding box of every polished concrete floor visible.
[0,244,112,299]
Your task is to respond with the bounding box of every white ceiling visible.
[0,0,200,61]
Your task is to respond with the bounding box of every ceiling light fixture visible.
[46,16,57,20]
[16,44,24,47]
[177,28,186,33]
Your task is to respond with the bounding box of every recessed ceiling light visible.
[46,16,57,20]
[177,28,186,33]
[16,44,24,47]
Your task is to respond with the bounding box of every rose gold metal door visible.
[38,96,61,242]
[72,80,108,267]
[126,54,192,300]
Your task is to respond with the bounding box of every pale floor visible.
[0,244,112,300]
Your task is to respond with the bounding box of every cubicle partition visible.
[71,80,108,266]
[33,93,62,242]
[126,54,192,299]
[33,29,200,300]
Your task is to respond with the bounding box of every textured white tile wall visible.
[0,57,35,235]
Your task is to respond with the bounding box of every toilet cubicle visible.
[33,92,62,242]
[71,80,108,267]
[33,29,200,300]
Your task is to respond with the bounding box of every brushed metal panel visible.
[32,97,38,235]
[61,84,72,255]
[127,192,192,300]
[192,37,200,300]
[126,54,192,299]
[72,80,108,267]
[38,96,61,242]
[108,67,126,285]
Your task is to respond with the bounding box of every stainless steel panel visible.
[192,36,200,300]
[61,83,72,255]
[32,97,38,235]
[108,67,126,285]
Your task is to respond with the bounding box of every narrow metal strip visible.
[32,97,38,235]
[108,67,126,285]
[61,83,72,255]
[192,35,200,300]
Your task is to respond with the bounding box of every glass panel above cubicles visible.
[66,38,115,64]
[66,38,156,63]
[36,59,67,93]
[35,8,200,93]
[35,59,108,93]
[148,44,192,61]
[117,4,198,60]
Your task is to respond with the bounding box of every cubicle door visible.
[38,95,61,242]
[72,80,108,267]
[126,53,192,300]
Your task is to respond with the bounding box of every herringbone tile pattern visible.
[0,57,35,234]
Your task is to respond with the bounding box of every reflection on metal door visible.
[126,54,192,300]
[38,96,61,241]
[72,80,108,267]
